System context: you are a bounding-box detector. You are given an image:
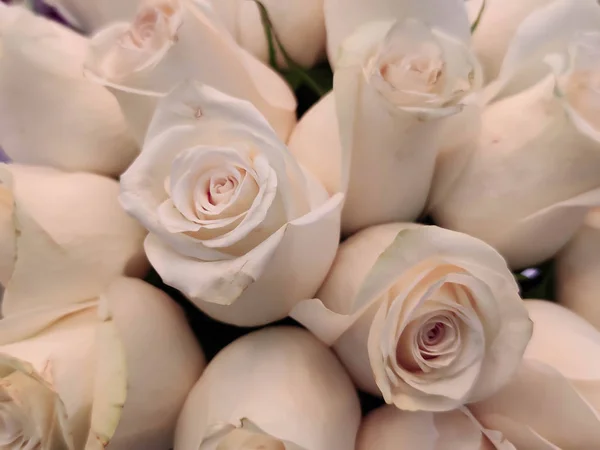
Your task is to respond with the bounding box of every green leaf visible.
[470,0,486,34]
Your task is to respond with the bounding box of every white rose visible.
[291,224,532,411]
[470,300,600,448]
[0,6,138,177]
[357,405,513,450]
[469,0,553,83]
[431,31,600,269]
[556,208,600,329]
[484,0,600,100]
[0,277,206,450]
[84,0,296,144]
[289,0,482,235]
[175,327,361,450]
[209,0,326,68]
[120,81,344,326]
[0,164,148,317]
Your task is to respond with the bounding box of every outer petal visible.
[148,192,344,326]
[99,278,206,450]
[556,209,600,329]
[211,0,326,68]
[485,0,600,100]
[175,327,361,450]
[471,0,553,83]
[325,0,470,67]
[0,301,99,449]
[356,405,510,450]
[0,7,138,176]
[0,164,148,317]
[471,360,600,449]
[432,77,600,269]
[85,0,296,143]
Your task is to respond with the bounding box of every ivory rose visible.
[470,300,600,448]
[0,6,138,177]
[431,30,600,269]
[556,208,600,329]
[289,0,482,235]
[291,223,532,411]
[120,81,344,326]
[84,0,296,144]
[175,327,361,450]
[357,405,512,450]
[468,0,553,83]
[0,164,148,317]
[0,277,205,450]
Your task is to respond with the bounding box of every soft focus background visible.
[5,0,557,417]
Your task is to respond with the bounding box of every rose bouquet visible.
[1,0,600,448]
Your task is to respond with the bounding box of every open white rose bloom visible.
[432,23,600,269]
[289,0,482,234]
[175,327,361,450]
[84,0,296,144]
[556,208,600,329]
[357,405,511,450]
[0,5,138,176]
[0,277,205,450]
[0,164,148,317]
[291,223,532,411]
[120,81,344,326]
[470,300,600,448]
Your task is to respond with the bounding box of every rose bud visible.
[0,164,148,317]
[289,0,482,235]
[291,223,532,411]
[0,6,138,176]
[0,277,205,450]
[431,28,600,269]
[175,327,361,450]
[84,0,296,144]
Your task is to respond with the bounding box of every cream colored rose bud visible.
[432,31,600,269]
[290,0,482,235]
[556,208,600,329]
[120,81,343,326]
[0,6,138,177]
[175,327,361,450]
[84,0,296,144]
[291,223,532,412]
[0,277,205,450]
[357,405,511,450]
[471,300,600,448]
[0,164,148,317]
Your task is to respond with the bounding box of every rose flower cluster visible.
[0,0,600,448]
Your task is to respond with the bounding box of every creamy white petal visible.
[85,0,296,143]
[433,76,600,269]
[486,0,600,100]
[0,165,148,317]
[556,208,600,329]
[175,327,361,450]
[0,7,138,176]
[44,0,137,32]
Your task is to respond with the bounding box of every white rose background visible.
[0,0,599,449]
